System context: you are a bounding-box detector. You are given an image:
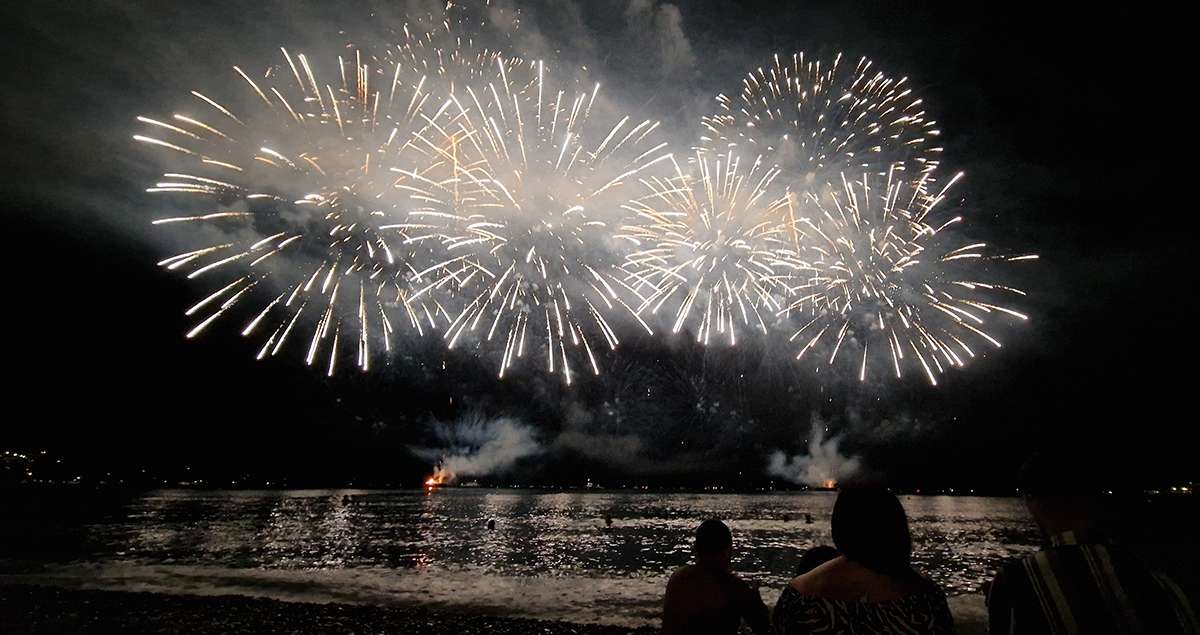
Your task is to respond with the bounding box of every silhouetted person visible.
[987,451,1197,634]
[486,518,495,530]
[662,518,769,635]
[773,487,953,634]
[795,545,839,577]
[605,515,613,528]
[804,512,814,524]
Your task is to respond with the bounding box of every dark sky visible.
[0,1,1191,488]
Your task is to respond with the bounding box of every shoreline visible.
[0,584,656,634]
[0,583,988,634]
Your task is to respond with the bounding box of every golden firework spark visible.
[411,60,673,383]
[137,43,510,375]
[700,52,942,185]
[783,167,1036,385]
[619,150,808,346]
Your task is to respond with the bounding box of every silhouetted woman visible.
[773,487,953,634]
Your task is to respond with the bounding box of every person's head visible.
[795,545,840,576]
[1019,451,1106,537]
[693,518,733,570]
[831,487,912,576]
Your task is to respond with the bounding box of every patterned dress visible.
[772,585,954,634]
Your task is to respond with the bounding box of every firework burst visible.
[700,52,941,187]
[619,150,808,346]
[137,44,505,375]
[133,21,1037,389]
[783,167,1037,385]
[414,61,673,383]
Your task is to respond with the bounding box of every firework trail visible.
[783,167,1037,385]
[412,60,673,383]
[619,150,807,346]
[136,42,513,375]
[699,52,941,187]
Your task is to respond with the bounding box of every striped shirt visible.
[987,531,1198,634]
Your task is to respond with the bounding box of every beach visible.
[0,584,655,634]
[0,584,988,634]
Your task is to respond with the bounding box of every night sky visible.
[1,1,1190,489]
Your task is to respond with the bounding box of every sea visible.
[1,488,1041,627]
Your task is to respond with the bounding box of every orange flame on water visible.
[424,466,453,492]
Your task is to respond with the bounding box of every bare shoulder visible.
[668,564,700,585]
[787,556,845,595]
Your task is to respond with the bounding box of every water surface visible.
[2,489,1039,626]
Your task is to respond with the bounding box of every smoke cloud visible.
[415,413,543,483]
[766,419,863,487]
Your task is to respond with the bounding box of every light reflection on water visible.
[78,489,1038,595]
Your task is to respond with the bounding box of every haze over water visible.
[2,489,1040,627]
